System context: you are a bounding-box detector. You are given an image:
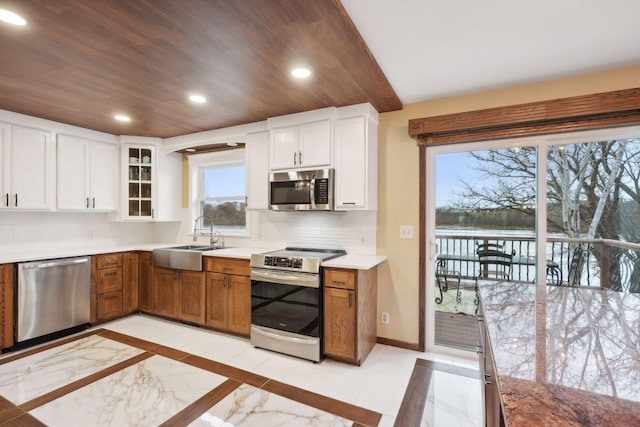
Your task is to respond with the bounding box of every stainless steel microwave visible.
[269,168,334,211]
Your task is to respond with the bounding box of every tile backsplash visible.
[0,209,377,256]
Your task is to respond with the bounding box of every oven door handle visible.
[250,269,319,288]
[252,326,318,345]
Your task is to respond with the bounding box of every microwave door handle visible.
[310,178,316,209]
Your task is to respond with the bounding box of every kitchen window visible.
[188,148,249,237]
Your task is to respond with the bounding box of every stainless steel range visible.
[250,247,346,362]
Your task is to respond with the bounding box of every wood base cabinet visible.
[93,253,124,322]
[92,252,139,323]
[0,264,14,349]
[478,301,506,427]
[139,252,154,312]
[205,257,251,336]
[323,267,377,365]
[123,252,139,314]
[153,267,205,323]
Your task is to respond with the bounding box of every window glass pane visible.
[546,138,640,293]
[202,200,246,229]
[434,147,537,352]
[203,166,245,198]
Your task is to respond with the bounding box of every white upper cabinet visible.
[334,107,378,211]
[120,139,182,222]
[270,119,332,170]
[57,134,118,211]
[1,124,55,210]
[245,131,270,210]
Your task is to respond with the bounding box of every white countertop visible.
[321,254,387,270]
[0,244,386,270]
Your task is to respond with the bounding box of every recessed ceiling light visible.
[114,114,131,122]
[188,94,207,104]
[226,142,238,147]
[0,9,27,26]
[291,68,311,79]
[185,148,197,152]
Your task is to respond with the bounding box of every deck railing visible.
[435,234,640,293]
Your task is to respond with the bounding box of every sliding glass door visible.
[425,125,640,354]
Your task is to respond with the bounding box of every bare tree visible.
[455,139,640,292]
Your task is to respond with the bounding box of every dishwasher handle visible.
[21,257,90,270]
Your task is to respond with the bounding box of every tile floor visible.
[0,314,483,426]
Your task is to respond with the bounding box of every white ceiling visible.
[341,0,640,104]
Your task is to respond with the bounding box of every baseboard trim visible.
[376,337,420,351]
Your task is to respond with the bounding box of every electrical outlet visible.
[400,225,414,239]
[381,312,389,325]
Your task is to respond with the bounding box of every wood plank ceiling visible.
[0,0,402,138]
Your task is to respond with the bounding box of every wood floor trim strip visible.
[394,361,434,427]
[19,352,154,412]
[261,379,382,427]
[0,395,26,425]
[394,358,480,427]
[0,329,104,366]
[159,379,242,427]
[182,354,270,388]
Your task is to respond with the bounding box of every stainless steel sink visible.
[153,245,219,271]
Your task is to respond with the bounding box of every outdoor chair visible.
[476,243,513,280]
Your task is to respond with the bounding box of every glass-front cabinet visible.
[124,146,155,220]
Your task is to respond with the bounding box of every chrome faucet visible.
[213,231,225,249]
[193,215,213,245]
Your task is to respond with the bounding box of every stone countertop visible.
[0,244,386,270]
[478,281,640,426]
[321,254,386,270]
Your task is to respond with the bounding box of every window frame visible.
[188,148,250,238]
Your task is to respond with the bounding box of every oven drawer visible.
[251,325,321,362]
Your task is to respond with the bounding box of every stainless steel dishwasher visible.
[16,256,91,345]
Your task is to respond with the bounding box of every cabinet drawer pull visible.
[342,202,356,205]
[484,380,492,385]
[104,271,117,276]
[332,280,346,285]
[223,267,233,271]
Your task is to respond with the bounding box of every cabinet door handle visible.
[298,151,302,165]
[92,197,96,208]
[4,193,8,207]
[484,380,492,385]
[151,208,154,219]
[348,293,352,307]
[14,194,18,207]
[228,278,232,289]
[86,197,90,209]
[293,152,297,165]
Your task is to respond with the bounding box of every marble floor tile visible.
[0,334,143,405]
[421,371,482,427]
[189,383,352,427]
[29,354,228,427]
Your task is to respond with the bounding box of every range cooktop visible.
[250,247,346,273]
